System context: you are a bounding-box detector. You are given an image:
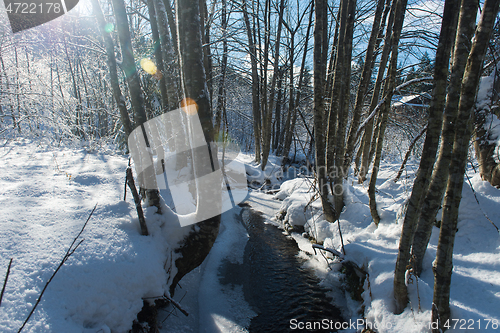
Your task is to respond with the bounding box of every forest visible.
[0,0,500,332]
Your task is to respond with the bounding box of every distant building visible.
[391,93,431,124]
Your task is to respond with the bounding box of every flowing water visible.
[218,205,343,332]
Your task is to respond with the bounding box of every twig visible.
[394,125,427,182]
[0,259,13,307]
[337,218,346,255]
[163,293,189,317]
[18,204,97,333]
[465,172,499,232]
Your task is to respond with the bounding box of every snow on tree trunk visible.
[475,68,500,188]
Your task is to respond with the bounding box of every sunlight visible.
[140,58,158,76]
[180,97,198,115]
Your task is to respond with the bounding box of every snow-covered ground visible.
[0,140,183,332]
[1,140,499,333]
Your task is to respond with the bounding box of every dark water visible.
[219,205,343,333]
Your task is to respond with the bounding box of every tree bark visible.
[358,0,395,183]
[433,1,499,328]
[368,0,407,226]
[242,0,262,163]
[172,0,222,294]
[411,0,476,277]
[314,0,336,223]
[393,0,462,313]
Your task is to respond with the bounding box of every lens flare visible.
[104,23,114,33]
[140,58,157,76]
[180,97,198,115]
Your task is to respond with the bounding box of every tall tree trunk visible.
[91,0,133,139]
[273,69,283,151]
[343,0,385,169]
[433,1,499,328]
[282,4,314,163]
[393,0,462,313]
[334,0,355,215]
[242,0,262,163]
[261,0,286,170]
[155,0,181,110]
[215,0,228,136]
[173,0,222,294]
[146,0,169,110]
[314,0,336,223]
[358,0,395,183]
[367,0,407,226]
[411,0,476,277]
[112,0,161,210]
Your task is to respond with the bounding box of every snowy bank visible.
[272,162,500,333]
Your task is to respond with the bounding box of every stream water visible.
[218,204,343,332]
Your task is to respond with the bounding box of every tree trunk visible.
[326,0,356,217]
[433,1,499,328]
[314,0,336,223]
[261,0,286,170]
[91,0,133,140]
[155,0,181,110]
[368,0,408,226]
[411,0,476,277]
[172,0,222,294]
[146,0,169,111]
[393,0,462,313]
[112,0,161,210]
[358,0,395,183]
[282,4,314,163]
[343,0,385,170]
[215,0,228,136]
[242,0,262,163]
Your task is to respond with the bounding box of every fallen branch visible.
[18,204,97,333]
[0,258,13,307]
[312,244,344,259]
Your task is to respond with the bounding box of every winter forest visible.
[1,0,500,332]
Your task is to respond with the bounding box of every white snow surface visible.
[0,140,182,332]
